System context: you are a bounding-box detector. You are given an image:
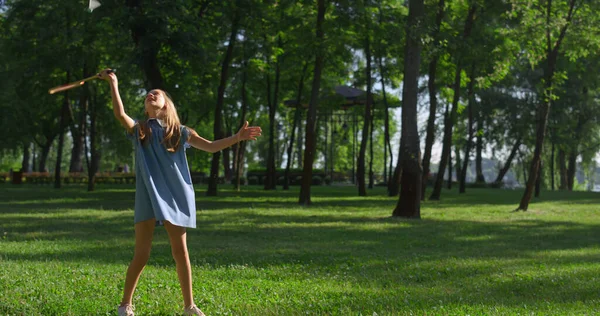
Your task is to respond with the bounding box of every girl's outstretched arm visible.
[99,69,135,133]
[187,121,262,153]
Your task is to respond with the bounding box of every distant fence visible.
[1,172,136,185]
[246,170,328,186]
[1,171,215,186]
[1,170,394,187]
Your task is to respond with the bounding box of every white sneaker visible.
[118,304,135,316]
[184,304,206,316]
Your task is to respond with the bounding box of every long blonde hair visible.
[138,89,183,152]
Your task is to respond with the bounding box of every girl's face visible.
[145,90,166,113]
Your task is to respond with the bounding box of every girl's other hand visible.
[98,68,117,84]
[237,121,262,141]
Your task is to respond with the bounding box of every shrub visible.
[294,175,303,185]
[248,176,259,185]
[312,176,323,185]
[230,177,247,185]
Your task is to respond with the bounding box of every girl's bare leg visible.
[164,221,194,307]
[120,218,156,306]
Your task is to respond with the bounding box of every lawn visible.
[1,184,599,315]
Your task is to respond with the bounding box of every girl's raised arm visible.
[99,69,135,133]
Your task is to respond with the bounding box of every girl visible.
[98,69,262,316]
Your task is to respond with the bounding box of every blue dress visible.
[128,118,197,228]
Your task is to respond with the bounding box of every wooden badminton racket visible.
[48,69,116,94]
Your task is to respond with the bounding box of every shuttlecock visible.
[89,0,101,12]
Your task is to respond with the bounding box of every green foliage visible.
[1,0,600,193]
[0,151,20,171]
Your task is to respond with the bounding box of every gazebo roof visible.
[334,85,367,100]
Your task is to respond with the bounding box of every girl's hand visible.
[98,68,117,84]
[236,121,262,141]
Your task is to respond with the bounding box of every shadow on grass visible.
[2,185,600,309]
[4,184,600,214]
[2,209,600,265]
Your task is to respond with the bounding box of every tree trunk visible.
[453,146,461,189]
[274,70,283,183]
[234,141,247,189]
[54,74,71,189]
[284,62,309,190]
[233,130,246,191]
[21,143,31,172]
[222,127,232,182]
[550,141,555,190]
[38,139,53,173]
[87,93,101,192]
[535,162,542,197]
[279,128,287,169]
[55,9,74,187]
[494,138,521,184]
[32,143,36,173]
[447,148,453,189]
[353,115,358,184]
[358,25,373,196]
[299,0,325,206]
[297,115,303,169]
[328,115,334,181]
[421,0,445,200]
[455,146,462,189]
[378,55,393,185]
[69,89,87,173]
[459,68,476,193]
[475,116,485,183]
[519,123,551,206]
[566,113,584,191]
[144,50,164,89]
[430,4,477,200]
[234,53,249,192]
[567,149,576,191]
[126,0,165,90]
[387,99,401,195]
[388,154,401,197]
[519,151,528,185]
[368,104,374,189]
[324,115,329,177]
[264,65,275,189]
[392,0,424,218]
[207,12,240,196]
[69,118,85,173]
[376,0,394,186]
[264,36,282,190]
[558,149,568,189]
[517,0,576,211]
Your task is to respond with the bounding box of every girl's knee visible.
[171,245,189,261]
[134,248,152,262]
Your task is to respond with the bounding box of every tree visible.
[458,66,476,193]
[549,54,600,191]
[299,0,326,206]
[207,4,241,196]
[421,0,446,199]
[516,0,580,210]
[392,0,424,218]
[357,0,373,197]
[283,63,309,190]
[430,2,478,200]
[262,3,286,191]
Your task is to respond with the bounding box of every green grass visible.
[1,184,600,315]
